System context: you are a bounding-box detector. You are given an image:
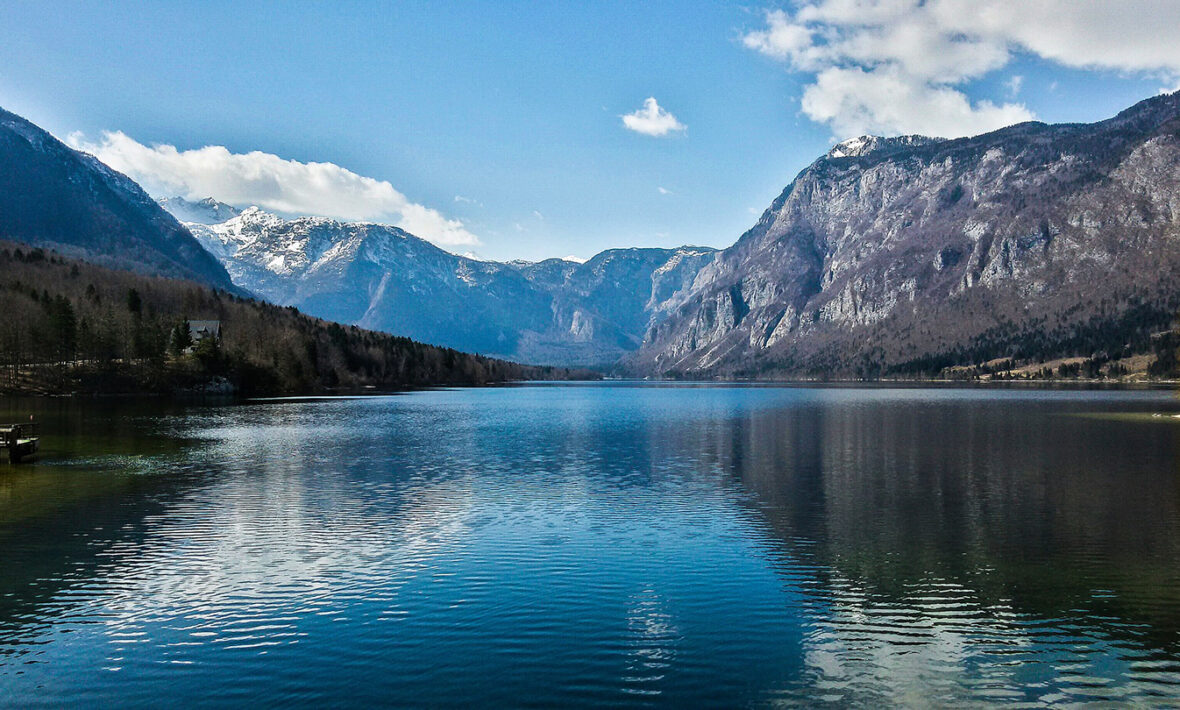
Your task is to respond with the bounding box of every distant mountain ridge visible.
[0,107,238,291]
[157,196,241,225]
[631,91,1180,377]
[168,203,716,365]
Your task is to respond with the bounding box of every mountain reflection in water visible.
[1,385,1178,706]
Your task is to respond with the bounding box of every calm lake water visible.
[2,384,1180,707]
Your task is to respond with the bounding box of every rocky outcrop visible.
[633,92,1180,377]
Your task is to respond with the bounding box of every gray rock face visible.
[174,205,716,365]
[633,92,1180,377]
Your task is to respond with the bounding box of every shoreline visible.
[2,376,1176,402]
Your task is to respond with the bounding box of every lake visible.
[2,384,1180,706]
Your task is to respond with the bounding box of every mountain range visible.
[5,92,1180,377]
[165,199,716,365]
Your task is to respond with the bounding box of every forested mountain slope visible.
[0,107,238,291]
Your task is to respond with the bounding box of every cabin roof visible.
[188,320,221,337]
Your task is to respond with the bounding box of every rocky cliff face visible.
[177,206,715,364]
[0,107,238,291]
[633,92,1180,377]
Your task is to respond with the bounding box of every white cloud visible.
[658,186,672,195]
[801,66,1033,138]
[622,97,686,137]
[742,1,1180,140]
[67,130,480,247]
[930,1,1180,73]
[397,204,479,248]
[741,10,813,60]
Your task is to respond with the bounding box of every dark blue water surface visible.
[2,384,1180,706]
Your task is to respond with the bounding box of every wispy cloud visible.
[622,97,686,137]
[67,130,480,247]
[657,186,672,195]
[1004,74,1024,98]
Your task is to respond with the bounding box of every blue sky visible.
[2,1,1178,261]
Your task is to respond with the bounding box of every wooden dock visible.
[1,422,39,463]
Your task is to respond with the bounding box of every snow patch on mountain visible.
[827,134,944,159]
[158,196,242,225]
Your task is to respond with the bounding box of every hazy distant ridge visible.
[162,198,717,366]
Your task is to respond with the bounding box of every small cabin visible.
[188,320,221,343]
[184,320,221,354]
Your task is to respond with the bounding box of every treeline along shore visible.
[0,241,595,396]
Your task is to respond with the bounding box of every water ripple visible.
[1,386,1179,706]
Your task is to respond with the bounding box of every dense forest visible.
[0,242,590,395]
[882,297,1180,381]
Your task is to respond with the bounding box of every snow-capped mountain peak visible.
[157,196,242,225]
